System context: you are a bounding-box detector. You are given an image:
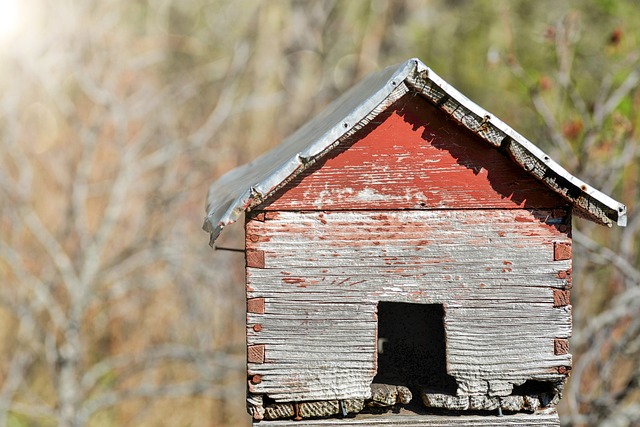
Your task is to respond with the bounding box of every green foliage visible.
[7,412,55,427]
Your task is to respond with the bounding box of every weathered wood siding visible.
[246,209,572,403]
[261,94,568,212]
[258,411,561,426]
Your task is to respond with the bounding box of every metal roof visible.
[204,58,627,245]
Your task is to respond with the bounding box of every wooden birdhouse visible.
[203,58,626,426]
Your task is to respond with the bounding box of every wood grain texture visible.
[255,410,560,426]
[553,243,571,261]
[552,290,570,308]
[554,339,569,356]
[260,95,568,212]
[245,209,572,403]
[248,344,265,364]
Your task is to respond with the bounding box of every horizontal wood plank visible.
[254,411,560,426]
[245,210,571,402]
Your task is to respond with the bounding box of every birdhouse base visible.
[253,410,560,426]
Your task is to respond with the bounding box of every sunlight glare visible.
[0,0,23,41]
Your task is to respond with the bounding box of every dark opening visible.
[512,380,559,407]
[512,380,557,396]
[374,302,457,398]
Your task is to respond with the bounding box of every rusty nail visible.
[294,402,302,421]
[558,225,568,233]
[558,271,567,279]
[253,324,263,332]
[251,374,262,384]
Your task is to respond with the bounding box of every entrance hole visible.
[374,302,457,397]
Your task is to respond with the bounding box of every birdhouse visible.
[203,58,626,426]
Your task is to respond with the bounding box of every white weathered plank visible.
[255,411,560,426]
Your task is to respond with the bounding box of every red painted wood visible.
[554,339,569,355]
[247,297,265,314]
[247,344,265,363]
[554,242,572,261]
[553,289,571,307]
[262,95,567,211]
[247,250,265,268]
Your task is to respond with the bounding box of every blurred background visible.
[0,0,638,426]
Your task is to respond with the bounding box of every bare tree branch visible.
[80,345,243,393]
[572,230,640,287]
[594,68,640,125]
[0,243,66,328]
[78,380,241,424]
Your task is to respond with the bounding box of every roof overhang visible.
[204,58,627,245]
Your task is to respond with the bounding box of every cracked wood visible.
[245,209,572,403]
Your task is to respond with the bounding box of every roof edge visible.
[405,60,627,227]
[203,59,420,244]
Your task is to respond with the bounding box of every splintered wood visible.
[245,209,572,406]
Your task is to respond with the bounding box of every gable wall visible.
[259,93,568,212]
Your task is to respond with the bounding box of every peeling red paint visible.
[261,95,567,211]
[249,211,266,222]
[264,211,279,220]
[515,215,535,223]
